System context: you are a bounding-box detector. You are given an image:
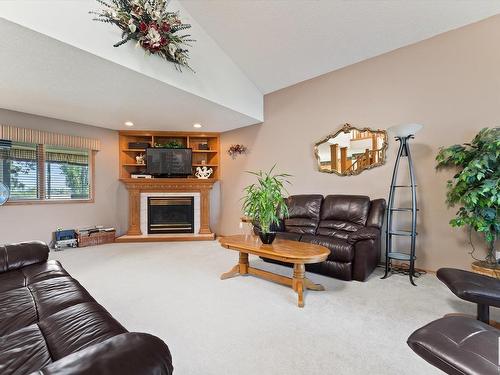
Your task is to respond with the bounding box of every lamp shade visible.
[387,123,423,137]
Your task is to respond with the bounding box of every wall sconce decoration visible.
[227,144,248,159]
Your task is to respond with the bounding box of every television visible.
[146,148,192,177]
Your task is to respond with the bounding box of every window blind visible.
[45,146,90,200]
[0,140,40,200]
[0,140,92,202]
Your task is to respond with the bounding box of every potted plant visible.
[242,166,291,244]
[436,127,499,266]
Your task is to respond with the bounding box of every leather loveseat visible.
[261,194,386,281]
[0,241,173,375]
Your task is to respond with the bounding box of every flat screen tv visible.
[146,148,192,177]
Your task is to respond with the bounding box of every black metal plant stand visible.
[382,135,419,285]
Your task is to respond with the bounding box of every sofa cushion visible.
[286,195,323,219]
[38,302,127,361]
[284,218,318,234]
[321,195,371,226]
[0,288,37,336]
[300,234,354,262]
[23,260,69,285]
[0,260,68,294]
[0,324,52,375]
[0,270,25,293]
[284,195,323,234]
[0,241,49,273]
[30,276,95,320]
[316,220,364,239]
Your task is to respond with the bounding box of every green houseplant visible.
[436,127,499,265]
[242,166,291,244]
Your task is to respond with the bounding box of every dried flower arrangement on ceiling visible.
[91,0,194,71]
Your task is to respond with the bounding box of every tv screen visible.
[146,148,192,177]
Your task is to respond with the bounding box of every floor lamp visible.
[382,123,423,285]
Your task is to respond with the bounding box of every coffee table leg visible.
[220,265,239,280]
[220,252,249,280]
[293,263,305,308]
[304,278,325,291]
[239,252,249,275]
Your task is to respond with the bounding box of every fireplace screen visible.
[147,197,194,234]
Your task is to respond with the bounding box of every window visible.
[0,140,92,203]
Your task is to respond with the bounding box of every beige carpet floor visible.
[50,241,498,375]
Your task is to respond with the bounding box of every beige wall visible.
[219,15,500,271]
[0,109,122,245]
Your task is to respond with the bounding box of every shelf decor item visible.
[195,166,213,179]
[227,144,247,159]
[135,153,146,164]
[242,166,291,244]
[382,123,423,286]
[436,127,499,266]
[155,140,183,148]
[91,0,194,71]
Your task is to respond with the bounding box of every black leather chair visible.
[408,268,500,374]
[408,316,499,375]
[437,267,500,324]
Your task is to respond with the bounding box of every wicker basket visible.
[77,231,115,247]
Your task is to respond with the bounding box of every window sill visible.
[5,198,94,205]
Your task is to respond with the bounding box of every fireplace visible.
[147,197,194,234]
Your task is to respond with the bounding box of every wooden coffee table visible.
[219,235,330,308]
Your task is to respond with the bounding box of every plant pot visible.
[471,260,500,279]
[258,231,276,245]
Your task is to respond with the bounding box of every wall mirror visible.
[314,123,388,176]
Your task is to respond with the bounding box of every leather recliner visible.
[0,241,173,375]
[261,194,386,281]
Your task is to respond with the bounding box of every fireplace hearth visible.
[147,196,194,234]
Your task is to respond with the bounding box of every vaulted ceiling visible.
[180,0,500,94]
[1,0,499,131]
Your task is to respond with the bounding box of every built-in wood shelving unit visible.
[119,130,220,180]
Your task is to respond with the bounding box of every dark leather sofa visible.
[0,241,173,375]
[261,194,386,281]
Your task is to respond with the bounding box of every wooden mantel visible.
[117,178,217,242]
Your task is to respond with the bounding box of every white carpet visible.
[50,241,498,375]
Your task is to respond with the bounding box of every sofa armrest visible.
[366,199,386,229]
[33,332,173,375]
[0,241,49,273]
[347,227,380,244]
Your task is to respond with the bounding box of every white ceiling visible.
[0,18,260,131]
[180,0,500,94]
[0,0,262,132]
[1,1,500,131]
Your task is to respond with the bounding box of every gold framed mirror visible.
[314,123,388,176]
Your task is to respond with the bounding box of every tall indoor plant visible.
[242,166,291,244]
[436,127,499,265]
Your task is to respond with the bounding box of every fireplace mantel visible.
[117,178,217,242]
